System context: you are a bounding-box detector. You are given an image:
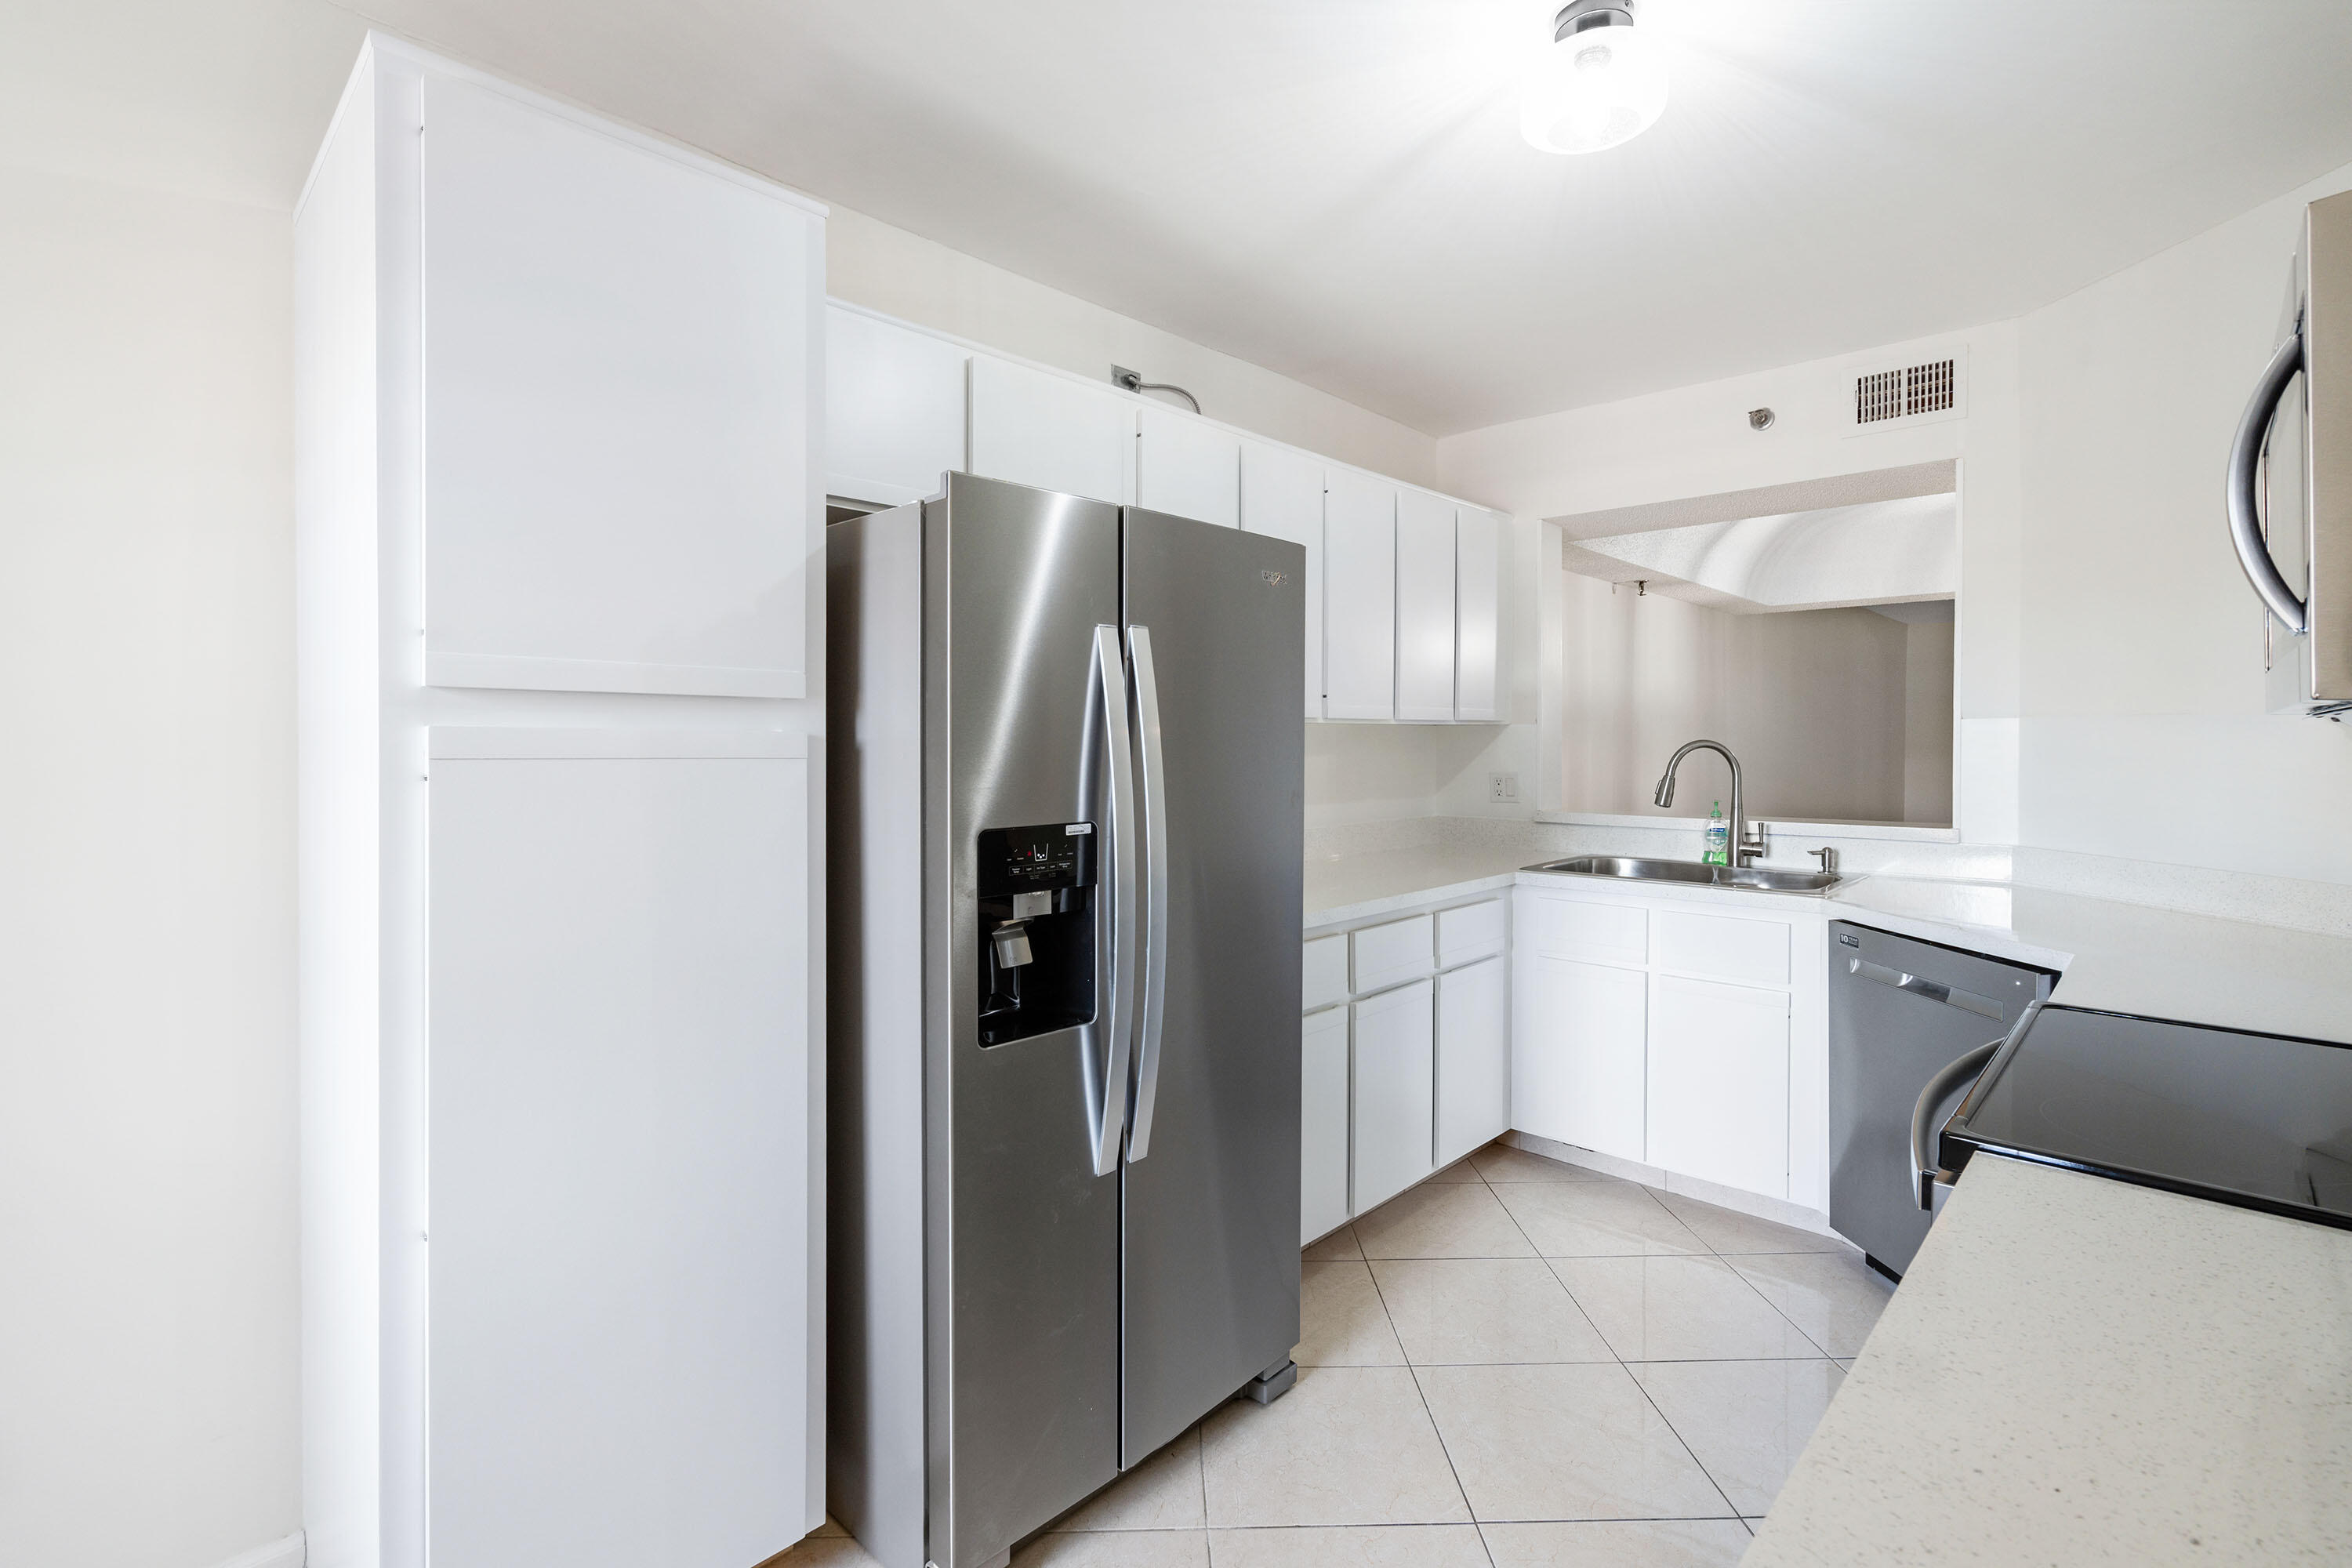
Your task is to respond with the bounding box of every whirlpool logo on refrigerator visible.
[1260,569,1289,587]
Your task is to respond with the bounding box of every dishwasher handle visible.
[1911,1040,1999,1211]
[1849,956,2002,1021]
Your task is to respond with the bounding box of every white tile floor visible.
[773,1142,1893,1568]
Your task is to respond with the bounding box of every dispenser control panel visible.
[978,822,1094,898]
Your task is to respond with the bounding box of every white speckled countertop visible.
[1744,1153,2352,1566]
[1301,817,2352,1044]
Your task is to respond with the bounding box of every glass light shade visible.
[1519,23,1668,154]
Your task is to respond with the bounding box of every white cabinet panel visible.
[968,355,1131,505]
[1454,507,1504,722]
[1521,891,1649,968]
[1352,980,1436,1212]
[1303,933,1351,1012]
[1648,975,1790,1200]
[1352,912,1434,995]
[1656,909,1792,987]
[1516,955,1646,1163]
[428,746,809,1568]
[1241,441,1327,718]
[1395,489,1457,722]
[1436,957,1508,1167]
[419,74,815,699]
[1136,405,1239,528]
[1301,1006,1352,1244]
[826,305,966,507]
[1322,469,1396,720]
[1436,898,1505,970]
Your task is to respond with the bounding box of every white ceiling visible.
[13,1,2352,435]
[1566,495,1957,613]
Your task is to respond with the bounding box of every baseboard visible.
[212,1532,304,1568]
[1502,1130,1842,1239]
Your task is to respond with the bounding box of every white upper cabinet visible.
[826,305,966,507]
[1323,469,1396,720]
[1136,405,1240,527]
[1241,440,1326,717]
[968,355,1131,506]
[419,74,818,700]
[1454,506,1504,722]
[1395,489,1457,722]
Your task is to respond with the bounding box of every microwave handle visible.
[2226,328,2309,635]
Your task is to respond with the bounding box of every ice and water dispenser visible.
[975,822,1097,1046]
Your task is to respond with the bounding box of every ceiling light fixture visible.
[1520,0,1668,155]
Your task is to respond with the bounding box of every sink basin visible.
[1523,855,1844,895]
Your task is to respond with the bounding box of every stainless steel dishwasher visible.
[1828,922,2056,1278]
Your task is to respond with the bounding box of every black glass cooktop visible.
[1941,1004,2352,1229]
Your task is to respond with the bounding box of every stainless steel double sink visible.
[1522,855,1845,895]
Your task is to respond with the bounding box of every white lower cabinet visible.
[1513,883,1817,1207]
[1518,953,1648,1162]
[1352,980,1436,1212]
[1304,895,1514,1234]
[1648,974,1791,1199]
[1301,1005,1352,1244]
[1436,956,1508,1167]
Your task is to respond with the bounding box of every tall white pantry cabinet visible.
[296,37,826,1568]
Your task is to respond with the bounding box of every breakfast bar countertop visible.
[1744,1151,2352,1566]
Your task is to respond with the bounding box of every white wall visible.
[1442,154,2352,898]
[2011,158,2352,886]
[1905,622,1957,824]
[1439,322,2025,841]
[0,163,300,1568]
[1554,580,1930,826]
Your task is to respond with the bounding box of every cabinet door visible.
[1301,1006,1352,1244]
[1649,975,1790,1200]
[1136,405,1240,528]
[427,734,810,1568]
[1395,490,1457,722]
[1240,441,1326,717]
[1436,956,1508,1167]
[419,74,818,699]
[1323,470,1396,720]
[1352,980,1435,1211]
[826,305,966,507]
[1515,955,1646,1162]
[968,355,1131,505]
[1454,507,1504,722]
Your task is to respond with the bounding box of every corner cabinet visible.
[1512,884,1828,1207]
[1298,895,1510,1244]
[297,38,824,1568]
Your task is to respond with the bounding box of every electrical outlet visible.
[1488,772,1519,801]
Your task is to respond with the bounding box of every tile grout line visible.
[1357,1258,1493,1565]
[1520,1164,1757,1528]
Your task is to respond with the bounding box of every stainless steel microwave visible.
[2231,187,2352,719]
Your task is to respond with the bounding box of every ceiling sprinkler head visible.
[1749,407,1777,431]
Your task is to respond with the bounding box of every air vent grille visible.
[1856,358,1958,425]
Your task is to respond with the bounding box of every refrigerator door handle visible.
[1092,625,1138,1178]
[2227,326,2309,634]
[1124,624,1170,1161]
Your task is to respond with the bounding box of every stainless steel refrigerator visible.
[827,472,1305,1568]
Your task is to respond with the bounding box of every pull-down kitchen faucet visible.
[1653,739,1769,867]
